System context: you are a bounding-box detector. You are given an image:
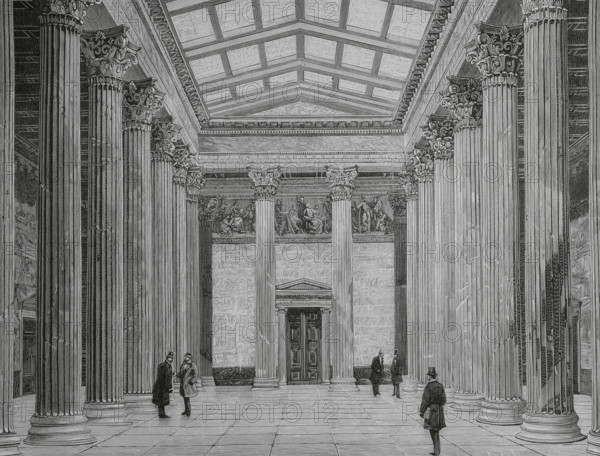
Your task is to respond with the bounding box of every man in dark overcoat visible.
[152,351,174,418]
[419,367,447,456]
[177,352,198,417]
[370,349,385,397]
[391,349,403,398]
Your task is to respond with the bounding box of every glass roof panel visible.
[342,45,376,71]
[372,87,401,101]
[190,55,226,81]
[264,36,296,64]
[167,0,213,13]
[379,53,412,80]
[305,0,341,26]
[338,79,367,95]
[304,72,334,85]
[305,36,337,62]
[388,6,431,42]
[347,0,388,36]
[236,80,266,102]
[215,0,257,37]
[204,88,232,104]
[171,9,214,45]
[268,72,298,87]
[260,0,296,27]
[228,45,262,74]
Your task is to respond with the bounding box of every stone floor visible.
[10,385,591,455]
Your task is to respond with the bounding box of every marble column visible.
[81,25,139,422]
[401,172,419,394]
[515,0,584,443]
[172,144,190,368]
[198,198,215,386]
[122,79,164,397]
[589,0,600,452]
[466,23,526,425]
[277,308,288,386]
[441,76,485,412]
[320,308,331,384]
[389,194,408,376]
[410,145,435,390]
[248,166,282,389]
[325,164,359,391]
[422,116,456,400]
[0,0,20,453]
[151,118,181,369]
[26,0,99,446]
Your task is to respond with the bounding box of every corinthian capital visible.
[388,193,407,220]
[440,76,483,131]
[123,79,165,126]
[421,115,455,161]
[325,164,358,201]
[82,25,140,80]
[151,117,181,162]
[186,167,206,202]
[247,166,282,201]
[398,168,419,200]
[40,0,101,26]
[409,146,434,183]
[172,144,191,186]
[466,23,523,83]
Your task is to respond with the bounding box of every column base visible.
[450,393,484,412]
[321,379,330,385]
[123,394,157,417]
[252,377,279,389]
[516,412,585,444]
[417,383,426,395]
[201,376,216,387]
[587,430,600,455]
[476,399,525,425]
[0,434,21,456]
[25,414,96,446]
[328,377,358,391]
[445,387,456,400]
[84,402,133,425]
[402,377,418,394]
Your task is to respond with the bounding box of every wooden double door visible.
[287,309,321,383]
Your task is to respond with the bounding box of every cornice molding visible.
[201,119,402,135]
[212,234,394,244]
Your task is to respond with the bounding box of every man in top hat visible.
[177,352,198,417]
[370,349,385,397]
[419,367,447,455]
[391,349,403,398]
[152,351,174,418]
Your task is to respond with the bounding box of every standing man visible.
[419,367,446,456]
[177,352,198,417]
[152,351,174,418]
[391,349,403,398]
[370,349,385,397]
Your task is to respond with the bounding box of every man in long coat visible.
[177,352,198,417]
[152,351,174,418]
[391,349,403,398]
[370,349,384,397]
[419,367,447,456]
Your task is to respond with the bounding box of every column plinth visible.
[81,25,140,424]
[248,167,282,389]
[325,165,359,392]
[27,1,100,445]
[515,1,584,443]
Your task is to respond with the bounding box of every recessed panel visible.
[190,55,226,81]
[342,45,376,71]
[228,45,262,74]
[305,0,341,25]
[347,0,388,35]
[171,9,215,44]
[338,79,367,95]
[260,0,296,26]
[215,0,257,37]
[265,36,297,64]
[305,36,337,62]
[379,53,413,80]
[388,6,431,42]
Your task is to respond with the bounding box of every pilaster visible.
[198,196,215,386]
[320,308,331,385]
[278,308,288,386]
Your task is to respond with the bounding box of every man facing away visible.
[152,351,174,418]
[370,349,385,397]
[177,352,198,417]
[391,349,403,398]
[419,367,447,456]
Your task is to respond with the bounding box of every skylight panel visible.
[305,0,341,26]
[269,72,297,87]
[228,45,262,74]
[215,0,257,37]
[372,87,401,101]
[236,80,266,102]
[260,0,296,26]
[388,6,431,42]
[304,72,334,86]
[171,9,215,45]
[347,0,388,36]
[167,0,213,14]
[204,88,232,104]
[305,36,337,62]
[190,55,226,81]
[338,79,367,95]
[341,45,375,71]
[264,36,296,64]
[379,54,412,80]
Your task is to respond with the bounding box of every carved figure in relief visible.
[303,203,323,234]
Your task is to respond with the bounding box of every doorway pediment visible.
[276,278,332,305]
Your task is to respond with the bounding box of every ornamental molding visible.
[144,0,209,124]
[173,144,192,186]
[466,23,524,83]
[325,164,359,201]
[440,76,483,132]
[388,193,407,219]
[398,170,419,200]
[421,115,455,160]
[211,234,394,244]
[201,120,402,135]
[82,25,140,80]
[409,146,434,182]
[123,78,165,125]
[40,0,101,26]
[186,167,206,197]
[247,166,282,200]
[151,117,181,161]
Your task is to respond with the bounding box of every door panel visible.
[287,309,321,383]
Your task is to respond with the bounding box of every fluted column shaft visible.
[81,26,139,417]
[589,0,600,453]
[325,165,359,390]
[27,1,97,446]
[320,308,331,384]
[516,1,584,443]
[248,167,281,388]
[467,24,526,425]
[122,79,163,395]
[0,0,20,453]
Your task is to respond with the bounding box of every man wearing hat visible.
[152,352,174,418]
[369,349,385,397]
[391,349,403,398]
[177,352,198,417]
[419,367,446,456]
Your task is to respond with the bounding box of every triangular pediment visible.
[276,278,331,291]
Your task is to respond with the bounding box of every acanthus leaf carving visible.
[247,166,282,201]
[123,79,165,125]
[172,144,191,186]
[408,146,434,183]
[40,0,101,24]
[421,115,455,161]
[82,25,140,80]
[186,167,206,200]
[398,169,419,200]
[388,193,407,219]
[324,164,359,201]
[440,76,483,131]
[151,117,181,162]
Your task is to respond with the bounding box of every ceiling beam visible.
[374,0,435,11]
